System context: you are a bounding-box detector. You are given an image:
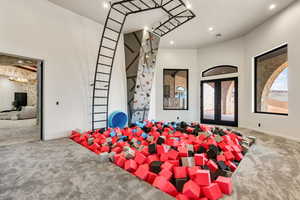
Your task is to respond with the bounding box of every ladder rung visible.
[101,45,115,51]
[112,7,126,15]
[95,88,108,91]
[108,17,122,25]
[162,0,173,7]
[103,36,117,42]
[106,27,120,34]
[94,104,108,106]
[128,1,141,10]
[98,63,111,67]
[100,54,113,59]
[97,72,110,75]
[94,96,108,99]
[93,112,107,114]
[169,4,181,12]
[95,80,109,83]
[121,3,134,12]
[139,0,151,8]
[93,120,107,123]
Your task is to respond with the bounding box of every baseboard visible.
[240,125,300,143]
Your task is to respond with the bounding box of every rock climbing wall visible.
[124,30,160,123]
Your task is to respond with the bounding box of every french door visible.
[200,77,238,127]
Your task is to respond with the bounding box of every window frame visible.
[163,68,189,110]
[202,65,238,77]
[254,44,288,116]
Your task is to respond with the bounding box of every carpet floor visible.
[0,128,299,200]
[0,119,40,147]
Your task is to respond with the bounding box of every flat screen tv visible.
[15,92,27,107]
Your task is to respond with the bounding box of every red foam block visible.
[215,176,233,195]
[156,145,164,155]
[168,149,179,160]
[146,172,158,184]
[124,159,137,173]
[193,169,211,186]
[134,151,146,165]
[195,153,208,166]
[174,166,187,179]
[134,164,149,180]
[147,154,159,164]
[182,180,201,199]
[168,160,180,167]
[160,153,169,162]
[115,156,126,168]
[199,198,208,200]
[224,151,235,161]
[202,183,223,200]
[176,194,189,200]
[226,161,237,172]
[217,154,226,162]
[178,146,188,157]
[159,168,173,180]
[161,161,174,171]
[153,176,178,197]
[207,160,218,172]
[187,166,200,178]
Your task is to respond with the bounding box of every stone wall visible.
[0,66,37,111]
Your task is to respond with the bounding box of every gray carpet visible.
[0,138,172,200]
[0,128,299,200]
[0,126,39,147]
[224,128,300,200]
[0,119,40,147]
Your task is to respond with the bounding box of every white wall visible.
[0,0,126,140]
[197,38,245,125]
[153,49,199,122]
[195,1,300,140]
[242,1,300,140]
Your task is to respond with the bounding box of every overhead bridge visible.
[92,0,196,130]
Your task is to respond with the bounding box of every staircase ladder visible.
[92,0,196,130]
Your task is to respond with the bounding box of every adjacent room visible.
[0,0,299,200]
[0,54,42,146]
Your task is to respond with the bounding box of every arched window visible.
[255,44,288,115]
[202,65,238,77]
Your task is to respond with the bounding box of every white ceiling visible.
[48,0,296,48]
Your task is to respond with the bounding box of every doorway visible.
[200,77,238,127]
[0,53,43,146]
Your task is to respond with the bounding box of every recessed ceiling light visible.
[186,2,192,9]
[103,2,109,9]
[144,26,149,31]
[17,60,24,64]
[269,4,277,10]
[208,27,214,32]
[170,40,175,45]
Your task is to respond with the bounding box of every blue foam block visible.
[141,133,148,139]
[108,111,128,128]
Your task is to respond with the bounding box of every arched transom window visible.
[202,65,238,77]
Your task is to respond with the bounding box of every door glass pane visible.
[221,80,235,121]
[203,82,215,120]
